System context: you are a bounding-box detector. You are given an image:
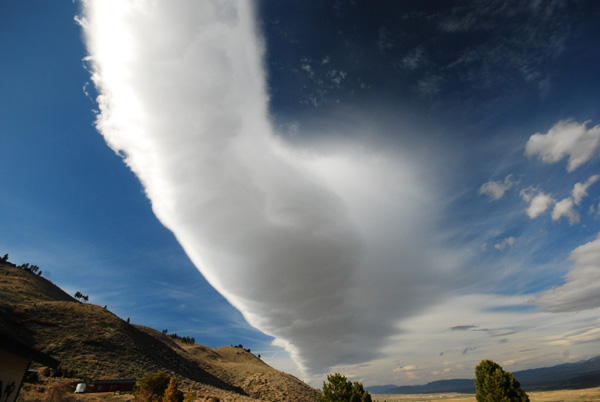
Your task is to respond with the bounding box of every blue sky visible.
[1,0,268,352]
[3,0,600,388]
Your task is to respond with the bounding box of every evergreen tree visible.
[350,381,372,402]
[74,291,89,302]
[475,360,529,402]
[319,373,371,402]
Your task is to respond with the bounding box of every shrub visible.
[183,390,196,402]
[475,360,529,402]
[162,377,183,402]
[42,382,76,402]
[135,371,172,402]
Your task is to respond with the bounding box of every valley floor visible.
[373,386,600,402]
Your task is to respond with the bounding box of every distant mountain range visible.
[368,356,600,394]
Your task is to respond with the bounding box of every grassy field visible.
[373,387,600,402]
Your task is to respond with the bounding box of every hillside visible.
[0,262,318,402]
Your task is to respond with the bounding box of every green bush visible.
[475,360,529,402]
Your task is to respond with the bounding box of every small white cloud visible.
[525,119,600,171]
[479,175,517,200]
[494,237,516,251]
[520,188,555,219]
[552,198,580,225]
[572,175,599,205]
[534,233,600,312]
[480,242,488,252]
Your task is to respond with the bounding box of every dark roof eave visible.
[0,333,60,369]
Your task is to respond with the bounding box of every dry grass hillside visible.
[0,262,318,402]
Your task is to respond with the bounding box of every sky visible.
[2,0,600,389]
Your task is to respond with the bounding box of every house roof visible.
[0,332,60,369]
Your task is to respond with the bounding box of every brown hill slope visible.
[183,344,318,401]
[0,262,318,402]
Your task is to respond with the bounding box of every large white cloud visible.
[525,119,600,171]
[534,234,600,312]
[79,0,457,375]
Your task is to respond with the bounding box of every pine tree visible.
[318,373,371,402]
[475,360,529,402]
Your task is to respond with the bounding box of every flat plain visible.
[373,386,600,402]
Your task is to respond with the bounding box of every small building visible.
[92,378,136,392]
[0,333,59,402]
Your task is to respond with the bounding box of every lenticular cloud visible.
[79,0,452,375]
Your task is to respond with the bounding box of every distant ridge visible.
[368,379,474,395]
[368,357,600,395]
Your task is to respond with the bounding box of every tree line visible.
[162,329,195,345]
[1,253,43,276]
